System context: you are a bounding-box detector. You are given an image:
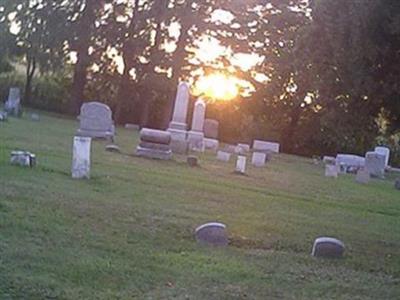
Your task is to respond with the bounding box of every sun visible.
[193,73,239,101]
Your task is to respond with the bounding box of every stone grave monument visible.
[365,151,385,179]
[188,98,206,152]
[167,82,190,154]
[235,155,246,174]
[203,119,219,151]
[4,87,21,117]
[355,168,370,184]
[217,150,231,162]
[252,152,266,167]
[195,222,228,246]
[72,136,92,179]
[312,237,345,258]
[136,128,172,160]
[253,140,280,153]
[374,146,390,168]
[77,102,115,140]
[325,164,338,178]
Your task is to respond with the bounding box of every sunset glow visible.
[193,73,239,101]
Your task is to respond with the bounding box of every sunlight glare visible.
[194,73,239,101]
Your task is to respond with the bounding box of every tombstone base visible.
[136,146,172,160]
[204,138,219,152]
[188,131,204,152]
[167,128,188,154]
[169,121,187,131]
[77,128,115,140]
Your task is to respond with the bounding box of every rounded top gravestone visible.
[312,237,345,258]
[195,222,228,246]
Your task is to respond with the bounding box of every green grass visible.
[1,110,399,299]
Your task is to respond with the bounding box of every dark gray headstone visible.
[365,151,385,179]
[312,237,345,258]
[187,155,198,167]
[195,222,228,246]
[204,119,219,139]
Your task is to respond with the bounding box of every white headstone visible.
[235,143,250,155]
[217,151,231,162]
[336,154,365,169]
[188,98,206,152]
[204,138,219,151]
[374,146,390,167]
[168,82,190,153]
[325,164,338,178]
[72,136,92,179]
[235,156,246,174]
[5,87,21,116]
[252,152,266,167]
[253,140,280,153]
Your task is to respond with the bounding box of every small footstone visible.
[195,222,228,246]
[395,179,400,190]
[187,155,198,167]
[105,144,121,153]
[355,169,370,184]
[31,113,40,121]
[312,237,345,258]
[10,151,36,167]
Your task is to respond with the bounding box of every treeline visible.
[0,0,399,164]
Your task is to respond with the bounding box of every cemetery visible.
[1,1,400,299]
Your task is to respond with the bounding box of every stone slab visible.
[10,151,36,167]
[72,136,91,179]
[325,164,338,178]
[252,152,266,167]
[235,155,246,174]
[188,130,204,152]
[139,141,171,152]
[140,128,171,145]
[203,119,219,139]
[204,138,219,152]
[217,151,231,162]
[235,143,250,155]
[355,168,370,184]
[136,146,172,160]
[374,146,390,167]
[365,151,385,179]
[125,123,139,130]
[253,140,280,153]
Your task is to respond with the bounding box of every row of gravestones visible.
[195,222,345,258]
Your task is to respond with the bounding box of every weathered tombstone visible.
[323,156,336,165]
[374,146,390,168]
[336,154,365,169]
[253,140,280,153]
[224,144,236,154]
[4,87,21,117]
[395,179,400,190]
[203,119,219,139]
[72,136,91,179]
[235,143,250,155]
[31,113,40,121]
[217,151,231,162]
[325,164,338,178]
[312,237,345,258]
[188,98,206,152]
[168,82,190,153]
[10,151,36,167]
[0,111,8,121]
[105,144,121,153]
[77,102,115,140]
[365,151,385,179]
[136,128,172,160]
[187,155,198,167]
[355,168,370,184]
[252,152,266,167]
[235,155,246,174]
[195,222,228,246]
[204,138,219,152]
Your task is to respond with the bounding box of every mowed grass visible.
[0,111,399,299]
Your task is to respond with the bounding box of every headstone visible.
[72,136,91,179]
[187,155,198,167]
[323,156,336,165]
[125,123,139,130]
[136,128,172,160]
[336,154,365,169]
[253,140,280,153]
[0,111,8,121]
[10,151,36,167]
[204,138,219,152]
[252,152,266,167]
[325,164,338,178]
[203,119,219,139]
[30,113,40,121]
[105,144,121,153]
[188,98,206,152]
[355,168,370,184]
[395,179,400,190]
[235,143,250,155]
[217,151,231,162]
[168,82,190,153]
[365,151,385,179]
[235,155,246,174]
[374,146,390,168]
[224,144,236,154]
[4,87,21,116]
[195,222,228,246]
[312,237,345,258]
[77,102,115,140]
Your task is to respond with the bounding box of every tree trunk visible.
[24,55,36,105]
[70,49,90,115]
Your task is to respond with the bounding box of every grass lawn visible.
[0,110,399,299]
